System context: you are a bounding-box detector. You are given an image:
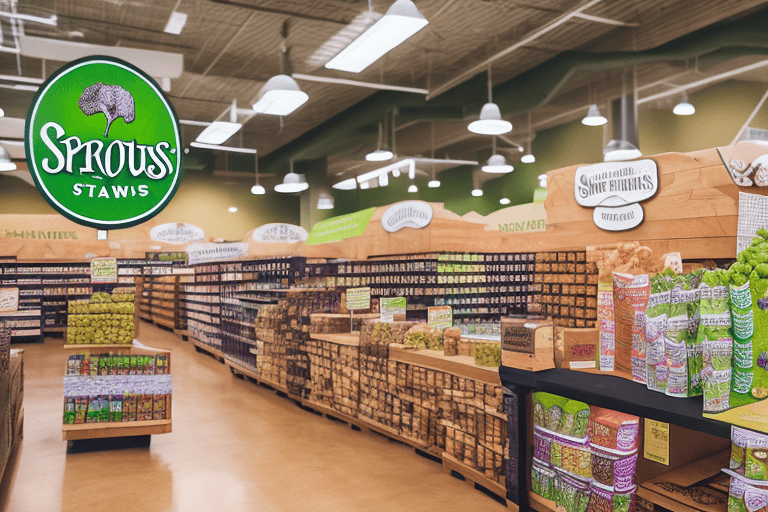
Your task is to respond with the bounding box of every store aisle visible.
[1,323,506,512]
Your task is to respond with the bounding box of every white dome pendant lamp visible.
[468,66,512,135]
[275,159,309,193]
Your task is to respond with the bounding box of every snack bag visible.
[74,396,88,424]
[63,397,75,425]
[109,395,123,423]
[598,280,616,372]
[613,273,650,383]
[699,269,734,412]
[646,270,674,393]
[665,274,694,397]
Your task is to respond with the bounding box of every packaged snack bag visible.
[588,407,640,453]
[532,460,556,501]
[613,273,650,383]
[74,396,88,424]
[63,397,75,425]
[109,395,123,423]
[555,470,590,512]
[646,270,674,393]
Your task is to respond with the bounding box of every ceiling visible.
[3,0,768,185]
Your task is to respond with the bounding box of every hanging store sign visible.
[150,223,204,244]
[186,242,248,265]
[306,208,375,245]
[575,159,658,231]
[25,56,182,230]
[381,201,433,233]
[380,297,406,322]
[346,287,371,311]
[252,223,308,243]
[717,142,768,187]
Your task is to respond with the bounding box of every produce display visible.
[403,323,442,350]
[66,289,135,345]
[531,392,639,512]
[474,342,501,366]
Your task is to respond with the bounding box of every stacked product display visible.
[726,427,768,511]
[531,392,640,512]
[66,289,135,345]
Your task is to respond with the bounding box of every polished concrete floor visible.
[1,322,506,512]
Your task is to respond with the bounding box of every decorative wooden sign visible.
[186,242,248,265]
[575,159,658,231]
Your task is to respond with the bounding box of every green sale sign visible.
[25,56,182,230]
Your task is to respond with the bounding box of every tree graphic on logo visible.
[78,83,135,137]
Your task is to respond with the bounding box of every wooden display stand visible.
[0,349,24,486]
[61,341,172,441]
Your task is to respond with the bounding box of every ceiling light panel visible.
[164,11,188,35]
[325,0,428,73]
[195,121,242,145]
[307,11,382,69]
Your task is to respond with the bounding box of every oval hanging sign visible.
[574,159,658,208]
[252,223,308,243]
[150,223,205,244]
[381,201,433,233]
[25,56,182,230]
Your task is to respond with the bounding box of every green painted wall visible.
[331,79,768,218]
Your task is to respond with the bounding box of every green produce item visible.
[474,343,501,367]
[403,323,442,350]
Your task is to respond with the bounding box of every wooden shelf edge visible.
[62,419,172,440]
[441,452,506,498]
[528,492,555,512]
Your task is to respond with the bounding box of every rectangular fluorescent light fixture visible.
[325,0,428,73]
[190,142,257,154]
[355,159,414,183]
[195,121,242,145]
[307,11,381,69]
[164,11,188,35]
[19,35,184,78]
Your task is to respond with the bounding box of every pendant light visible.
[482,137,514,173]
[427,123,440,187]
[251,156,265,194]
[471,188,483,197]
[582,104,607,126]
[333,178,357,190]
[0,107,4,117]
[603,140,641,162]
[499,197,510,205]
[408,182,417,193]
[253,25,308,116]
[468,66,512,135]
[673,91,695,116]
[520,113,536,163]
[317,192,334,210]
[0,145,16,172]
[275,160,309,193]
[538,174,547,188]
[366,121,394,161]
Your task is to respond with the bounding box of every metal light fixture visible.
[275,160,309,193]
[164,11,188,35]
[582,104,607,126]
[228,206,238,213]
[0,145,16,171]
[428,179,440,188]
[0,107,4,117]
[251,154,265,194]
[468,66,511,135]
[538,173,547,188]
[333,178,357,190]
[408,183,417,193]
[253,75,308,116]
[673,91,695,116]
[366,122,394,161]
[521,112,535,163]
[603,140,642,162]
[499,197,510,205]
[482,138,513,173]
[471,188,483,197]
[317,192,334,210]
[325,0,428,73]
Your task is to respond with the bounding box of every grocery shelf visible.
[499,365,730,439]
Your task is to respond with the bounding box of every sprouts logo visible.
[381,201,433,233]
[26,56,182,230]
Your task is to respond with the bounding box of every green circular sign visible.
[26,56,182,230]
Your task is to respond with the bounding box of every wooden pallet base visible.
[62,419,172,441]
[187,336,225,364]
[442,452,507,505]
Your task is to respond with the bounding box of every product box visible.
[500,318,554,371]
[638,450,729,512]
[554,327,599,370]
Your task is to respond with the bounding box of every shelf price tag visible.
[428,306,453,331]
[91,258,117,284]
[345,287,371,311]
[643,418,670,465]
[0,288,19,312]
[380,297,406,322]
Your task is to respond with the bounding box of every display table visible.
[62,340,172,441]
